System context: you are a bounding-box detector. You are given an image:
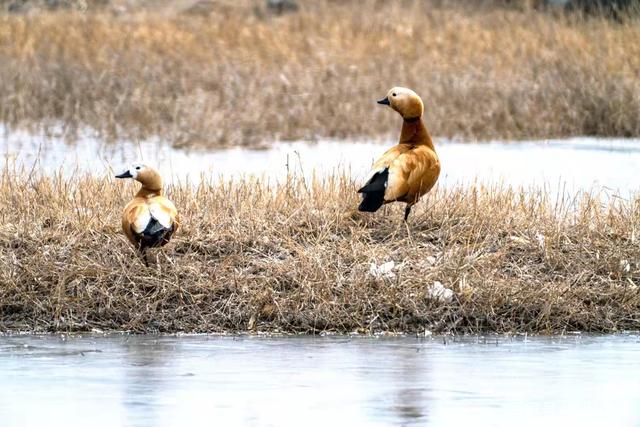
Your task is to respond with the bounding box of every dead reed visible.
[0,169,638,334]
[0,0,639,147]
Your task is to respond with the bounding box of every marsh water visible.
[2,126,639,199]
[0,334,639,427]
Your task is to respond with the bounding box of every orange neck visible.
[135,186,163,198]
[399,118,435,150]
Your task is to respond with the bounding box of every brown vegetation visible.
[0,0,638,147]
[0,170,638,334]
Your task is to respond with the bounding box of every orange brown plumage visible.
[358,87,440,221]
[116,163,179,265]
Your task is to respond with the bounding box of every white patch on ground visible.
[509,235,530,246]
[619,259,631,274]
[369,261,396,279]
[426,281,454,303]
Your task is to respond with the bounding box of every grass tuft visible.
[0,170,638,333]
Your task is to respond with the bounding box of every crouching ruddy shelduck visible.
[115,163,179,265]
[358,87,440,221]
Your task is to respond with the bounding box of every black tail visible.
[137,218,174,250]
[357,168,388,213]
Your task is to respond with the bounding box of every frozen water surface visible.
[0,334,639,427]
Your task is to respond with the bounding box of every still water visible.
[1,334,639,427]
[2,126,639,198]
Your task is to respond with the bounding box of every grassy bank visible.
[0,1,639,147]
[0,171,638,334]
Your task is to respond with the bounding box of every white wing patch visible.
[384,168,398,201]
[149,203,173,228]
[132,207,151,234]
[384,160,405,202]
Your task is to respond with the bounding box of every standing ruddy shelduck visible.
[358,87,441,221]
[115,163,179,265]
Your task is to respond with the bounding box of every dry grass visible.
[0,169,638,334]
[0,0,639,147]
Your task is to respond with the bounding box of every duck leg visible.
[404,205,412,222]
[403,204,415,243]
[141,249,150,267]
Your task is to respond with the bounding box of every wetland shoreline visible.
[1,172,638,334]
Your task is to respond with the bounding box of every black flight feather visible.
[133,218,174,251]
[357,168,389,213]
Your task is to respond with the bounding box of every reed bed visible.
[0,170,638,334]
[0,0,639,147]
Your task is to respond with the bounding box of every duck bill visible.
[115,171,133,179]
[377,97,390,105]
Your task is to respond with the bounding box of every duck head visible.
[377,87,424,121]
[115,163,163,192]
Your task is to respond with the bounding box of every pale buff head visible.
[377,87,424,120]
[115,163,163,191]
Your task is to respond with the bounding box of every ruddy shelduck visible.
[358,87,441,221]
[115,163,179,265]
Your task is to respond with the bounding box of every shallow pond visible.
[1,334,639,427]
[2,127,639,199]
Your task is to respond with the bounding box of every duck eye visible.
[392,93,397,97]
